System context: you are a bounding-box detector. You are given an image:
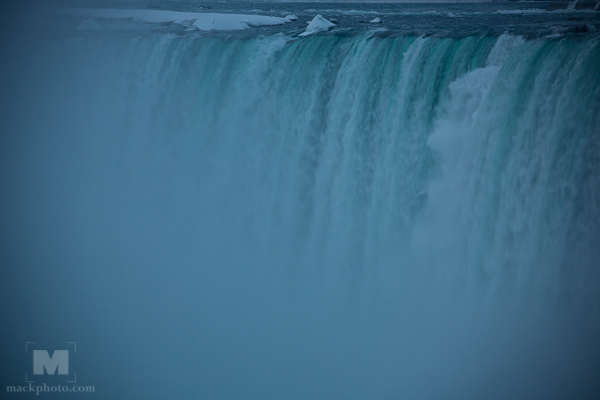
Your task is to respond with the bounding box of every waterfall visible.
[61,33,597,300]
[2,28,599,399]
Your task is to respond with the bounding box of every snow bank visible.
[56,8,288,31]
[299,14,334,37]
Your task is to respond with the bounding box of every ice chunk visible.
[299,14,334,37]
[369,17,382,24]
[285,14,298,21]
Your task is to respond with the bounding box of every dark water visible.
[33,1,600,38]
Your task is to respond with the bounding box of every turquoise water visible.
[50,29,598,300]
[1,3,600,399]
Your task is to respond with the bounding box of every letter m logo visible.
[33,350,69,375]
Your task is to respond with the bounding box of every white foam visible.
[77,18,102,31]
[568,0,580,10]
[55,8,288,31]
[299,14,334,37]
[486,33,525,68]
[497,8,598,14]
[496,9,548,15]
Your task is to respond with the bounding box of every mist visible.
[1,2,600,399]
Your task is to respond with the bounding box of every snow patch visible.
[55,8,288,31]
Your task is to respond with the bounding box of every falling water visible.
[1,4,600,399]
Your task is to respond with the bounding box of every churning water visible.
[1,2,599,399]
